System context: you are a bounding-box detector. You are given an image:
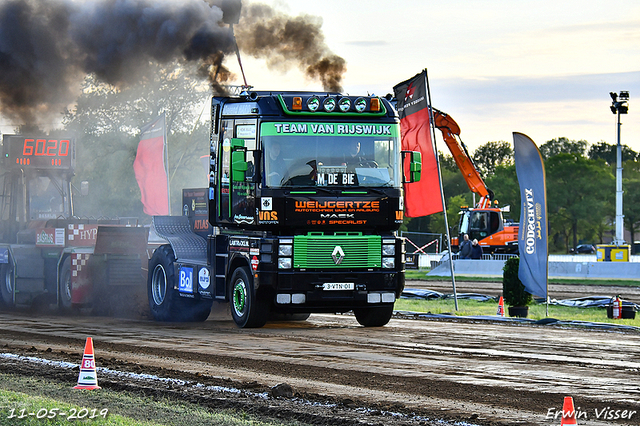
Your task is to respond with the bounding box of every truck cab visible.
[148,91,421,328]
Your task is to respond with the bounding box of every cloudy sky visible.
[239,0,640,154]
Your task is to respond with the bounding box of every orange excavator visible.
[432,108,519,254]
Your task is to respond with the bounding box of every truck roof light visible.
[338,97,351,112]
[323,97,336,112]
[370,97,380,112]
[354,97,367,112]
[307,96,320,112]
[292,97,302,110]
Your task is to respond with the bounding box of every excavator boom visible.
[432,108,491,208]
[432,108,518,254]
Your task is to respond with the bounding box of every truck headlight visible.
[382,257,395,269]
[382,244,395,256]
[278,244,292,256]
[278,257,292,269]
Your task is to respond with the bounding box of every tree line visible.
[403,138,640,253]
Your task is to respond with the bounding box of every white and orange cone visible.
[497,296,505,317]
[560,396,577,425]
[74,337,101,390]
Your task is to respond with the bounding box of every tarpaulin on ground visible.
[513,132,548,298]
[133,114,169,215]
[393,70,443,217]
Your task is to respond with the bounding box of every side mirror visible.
[231,138,248,182]
[402,150,422,183]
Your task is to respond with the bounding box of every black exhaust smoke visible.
[0,0,346,126]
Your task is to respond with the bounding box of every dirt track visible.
[0,305,639,426]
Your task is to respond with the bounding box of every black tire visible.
[148,245,182,321]
[354,304,394,327]
[190,303,213,322]
[148,245,212,322]
[0,263,15,307]
[58,256,73,310]
[229,266,269,328]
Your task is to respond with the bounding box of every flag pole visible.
[163,112,171,215]
[425,69,458,311]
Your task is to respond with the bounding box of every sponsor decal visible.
[198,267,210,290]
[294,200,379,226]
[258,210,279,224]
[261,197,273,211]
[294,200,379,213]
[233,214,255,224]
[229,239,249,248]
[66,224,99,246]
[35,228,65,247]
[193,219,209,231]
[522,188,543,255]
[179,267,193,293]
[264,123,396,137]
[251,255,259,271]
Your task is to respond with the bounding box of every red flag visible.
[393,71,443,217]
[133,114,169,215]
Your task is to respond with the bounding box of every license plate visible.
[323,282,355,291]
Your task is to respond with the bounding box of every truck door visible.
[217,119,257,224]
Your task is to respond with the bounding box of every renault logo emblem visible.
[332,246,345,265]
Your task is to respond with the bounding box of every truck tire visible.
[58,256,73,310]
[354,305,394,327]
[148,245,212,322]
[229,266,268,328]
[148,245,182,321]
[0,263,15,307]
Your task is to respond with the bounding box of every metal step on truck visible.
[149,90,422,328]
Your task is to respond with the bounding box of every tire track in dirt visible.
[0,311,638,425]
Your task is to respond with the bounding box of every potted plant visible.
[502,256,532,318]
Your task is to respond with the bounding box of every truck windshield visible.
[29,175,66,220]
[261,122,401,189]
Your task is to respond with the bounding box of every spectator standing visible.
[459,234,472,259]
[470,239,483,259]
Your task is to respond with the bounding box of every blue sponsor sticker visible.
[179,266,194,293]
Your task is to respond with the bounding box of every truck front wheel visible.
[230,266,268,328]
[0,263,15,307]
[354,305,394,327]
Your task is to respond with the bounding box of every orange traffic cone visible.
[74,337,101,390]
[560,396,577,425]
[497,296,505,317]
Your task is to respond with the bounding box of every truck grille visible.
[293,234,381,269]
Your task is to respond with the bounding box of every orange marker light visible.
[292,97,302,110]
[370,97,380,112]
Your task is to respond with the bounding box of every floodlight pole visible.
[610,91,629,246]
[614,110,624,245]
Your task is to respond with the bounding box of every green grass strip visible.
[405,269,640,286]
[395,298,639,326]
[0,373,307,426]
